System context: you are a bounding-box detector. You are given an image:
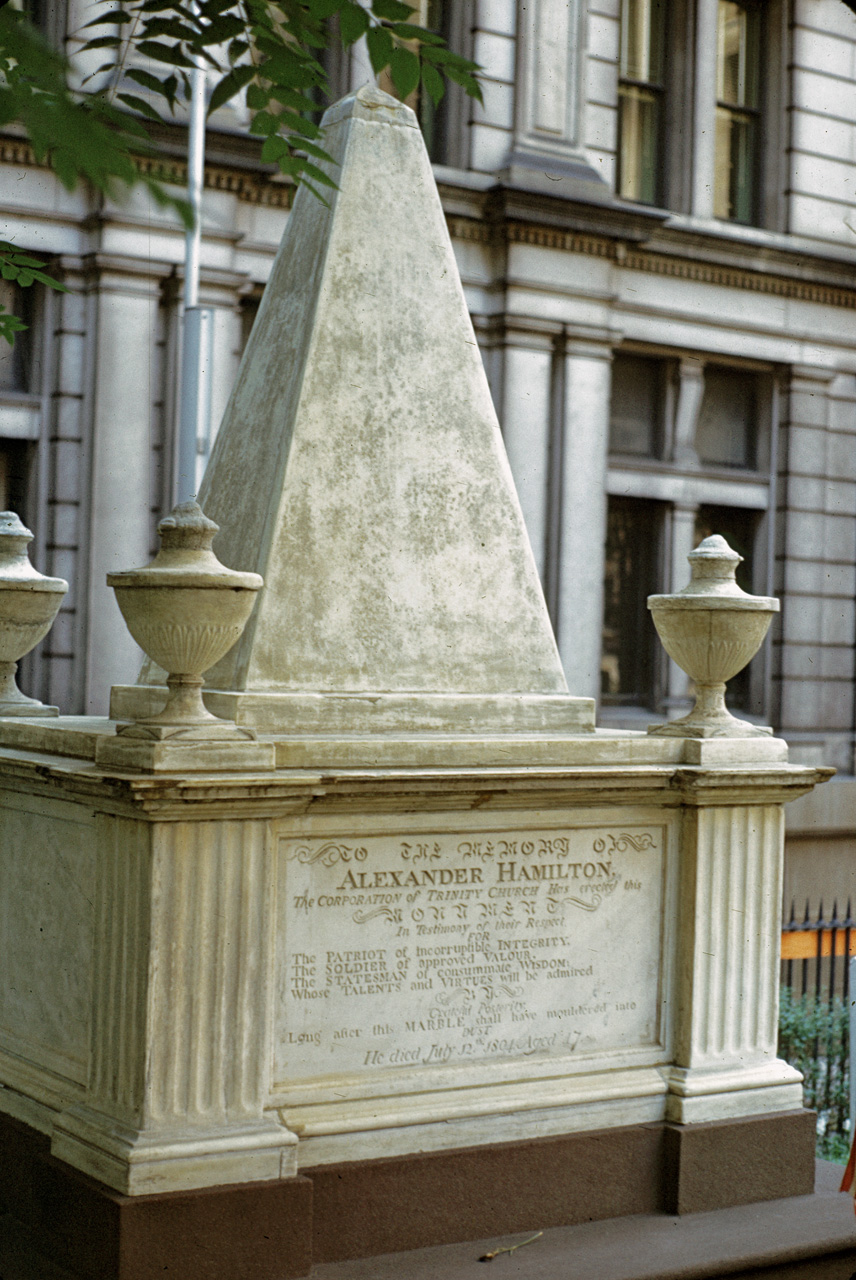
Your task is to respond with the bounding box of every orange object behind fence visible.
[781,929,856,960]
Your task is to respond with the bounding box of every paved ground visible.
[309,1161,856,1280]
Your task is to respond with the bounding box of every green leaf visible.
[260,134,290,163]
[371,0,413,18]
[366,24,393,73]
[82,35,123,48]
[1,263,17,281]
[0,310,28,348]
[207,63,256,114]
[338,2,370,45]
[308,0,344,17]
[293,137,332,161]
[421,62,444,106]
[15,270,34,287]
[280,113,320,140]
[127,67,171,96]
[197,13,246,44]
[140,18,202,41]
[80,10,133,27]
[390,23,444,43]
[389,46,419,98]
[294,158,337,188]
[117,92,165,121]
[443,64,483,101]
[246,84,269,110]
[423,46,480,70]
[135,39,195,67]
[249,110,279,136]
[267,85,321,113]
[24,270,69,292]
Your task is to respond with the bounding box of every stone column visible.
[775,365,854,771]
[52,814,296,1194]
[82,256,168,714]
[555,335,614,699]
[666,798,802,1123]
[498,319,558,582]
[690,0,718,218]
[672,358,704,466]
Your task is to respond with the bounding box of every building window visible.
[609,353,665,457]
[419,0,446,161]
[0,439,31,515]
[617,0,665,205]
[696,365,757,469]
[0,282,33,393]
[601,496,663,707]
[714,0,760,224]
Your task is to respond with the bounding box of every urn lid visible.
[0,511,68,592]
[107,501,264,591]
[648,535,779,612]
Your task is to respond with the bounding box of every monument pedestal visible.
[0,718,830,1279]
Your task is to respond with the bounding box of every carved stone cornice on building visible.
[0,135,293,209]
[445,215,856,311]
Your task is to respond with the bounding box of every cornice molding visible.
[446,215,856,310]
[0,136,293,210]
[4,129,854,309]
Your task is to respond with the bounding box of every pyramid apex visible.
[321,83,417,129]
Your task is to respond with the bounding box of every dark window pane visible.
[714,0,759,222]
[717,1,759,108]
[618,86,661,204]
[601,497,663,706]
[0,439,31,520]
[0,283,32,393]
[694,505,761,709]
[620,0,664,82]
[714,106,757,222]
[617,0,664,207]
[696,366,756,469]
[609,354,663,457]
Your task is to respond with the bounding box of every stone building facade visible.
[2,0,856,896]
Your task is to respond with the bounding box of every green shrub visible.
[778,988,851,1162]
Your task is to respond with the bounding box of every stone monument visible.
[0,87,830,1280]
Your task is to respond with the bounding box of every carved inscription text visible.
[275,826,664,1080]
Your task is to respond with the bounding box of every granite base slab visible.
[309,1160,856,1280]
[0,1109,820,1279]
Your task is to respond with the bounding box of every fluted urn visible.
[107,501,263,740]
[647,535,778,738]
[0,512,67,716]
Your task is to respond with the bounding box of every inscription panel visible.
[275,826,665,1083]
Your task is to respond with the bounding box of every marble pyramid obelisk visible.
[117,86,593,746]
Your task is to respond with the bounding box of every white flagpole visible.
[176,60,214,504]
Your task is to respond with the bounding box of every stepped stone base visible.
[0,1109,819,1280]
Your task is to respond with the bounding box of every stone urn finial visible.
[647,534,778,738]
[107,501,263,741]
[0,512,67,716]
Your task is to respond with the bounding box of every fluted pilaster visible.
[667,804,802,1123]
[52,815,296,1193]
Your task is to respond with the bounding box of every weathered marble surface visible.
[276,822,667,1084]
[0,727,828,1189]
[116,86,586,736]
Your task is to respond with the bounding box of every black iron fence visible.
[779,900,853,1162]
